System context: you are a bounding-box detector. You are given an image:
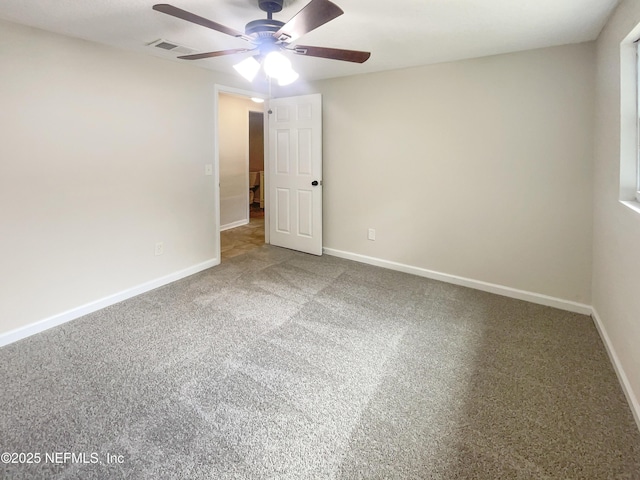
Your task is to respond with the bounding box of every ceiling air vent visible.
[147,39,195,55]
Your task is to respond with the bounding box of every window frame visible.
[619,27,640,213]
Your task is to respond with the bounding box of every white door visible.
[268,94,322,255]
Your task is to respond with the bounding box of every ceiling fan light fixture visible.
[153,1,370,86]
[233,56,261,82]
[277,68,299,86]
[263,51,291,79]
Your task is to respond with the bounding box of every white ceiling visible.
[0,0,620,81]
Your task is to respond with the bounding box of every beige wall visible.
[593,0,640,420]
[1,4,636,425]
[0,17,613,395]
[294,43,594,304]
[219,94,262,228]
[249,111,265,174]
[0,19,251,336]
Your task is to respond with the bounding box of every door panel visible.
[298,129,312,175]
[275,188,291,233]
[297,190,313,237]
[268,94,322,255]
[276,131,290,174]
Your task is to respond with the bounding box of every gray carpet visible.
[1,245,639,479]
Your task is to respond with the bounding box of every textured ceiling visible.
[0,0,620,81]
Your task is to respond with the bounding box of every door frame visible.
[213,84,268,263]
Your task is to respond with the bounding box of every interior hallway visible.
[221,206,265,260]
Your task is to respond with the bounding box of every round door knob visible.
[311,180,319,186]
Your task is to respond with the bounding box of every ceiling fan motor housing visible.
[245,18,285,37]
[248,0,285,39]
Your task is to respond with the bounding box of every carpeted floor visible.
[1,245,639,479]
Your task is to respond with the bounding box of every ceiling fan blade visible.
[274,0,344,43]
[153,4,248,40]
[178,48,254,60]
[293,45,371,63]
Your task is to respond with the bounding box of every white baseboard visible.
[323,247,592,315]
[323,247,640,433]
[0,258,220,348]
[591,308,640,432]
[220,219,249,231]
[3,246,639,434]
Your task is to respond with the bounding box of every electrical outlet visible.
[205,164,213,176]
[155,242,164,256]
[368,228,376,241]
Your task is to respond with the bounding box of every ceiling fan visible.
[152,0,371,83]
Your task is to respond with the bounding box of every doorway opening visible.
[249,110,265,220]
[215,87,323,261]
[216,88,267,261]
